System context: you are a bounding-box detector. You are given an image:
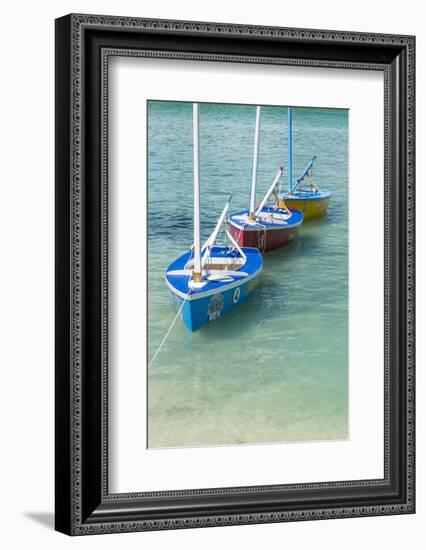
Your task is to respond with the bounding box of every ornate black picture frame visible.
[55,13,415,535]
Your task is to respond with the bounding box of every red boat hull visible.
[230,223,300,252]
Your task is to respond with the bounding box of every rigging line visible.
[254,220,267,254]
[147,289,192,369]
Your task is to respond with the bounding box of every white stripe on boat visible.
[167,269,249,278]
[165,267,262,301]
[228,217,302,231]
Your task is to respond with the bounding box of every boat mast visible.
[192,103,202,283]
[288,106,293,194]
[249,106,261,220]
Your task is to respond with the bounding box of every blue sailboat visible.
[165,103,263,332]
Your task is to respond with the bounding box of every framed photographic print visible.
[55,14,415,535]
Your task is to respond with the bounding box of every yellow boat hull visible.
[284,197,330,220]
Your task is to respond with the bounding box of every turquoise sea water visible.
[147,101,348,448]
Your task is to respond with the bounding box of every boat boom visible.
[255,166,284,218]
[201,196,232,268]
[225,229,247,262]
[293,155,317,191]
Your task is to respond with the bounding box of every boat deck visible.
[229,206,304,230]
[282,189,332,201]
[165,246,262,300]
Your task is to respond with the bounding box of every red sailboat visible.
[228,106,303,253]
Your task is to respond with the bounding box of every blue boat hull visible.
[169,276,259,332]
[166,246,262,331]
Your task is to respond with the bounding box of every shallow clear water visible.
[147,101,348,448]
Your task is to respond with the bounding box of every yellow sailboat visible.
[279,107,332,220]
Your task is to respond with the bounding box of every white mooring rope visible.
[148,289,192,369]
